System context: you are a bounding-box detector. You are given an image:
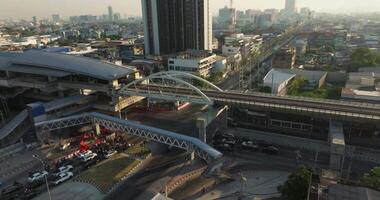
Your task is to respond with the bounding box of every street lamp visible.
[33,154,52,200]
[239,172,247,199]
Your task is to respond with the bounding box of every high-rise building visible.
[52,14,60,22]
[285,0,296,14]
[108,6,113,21]
[32,16,37,25]
[218,5,236,33]
[142,0,212,56]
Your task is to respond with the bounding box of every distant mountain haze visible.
[0,0,379,20]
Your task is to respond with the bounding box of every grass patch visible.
[170,176,215,200]
[291,86,342,100]
[127,143,151,158]
[76,153,140,192]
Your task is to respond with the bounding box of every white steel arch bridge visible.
[120,71,223,105]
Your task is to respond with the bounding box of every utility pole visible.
[33,155,52,200]
[313,151,319,171]
[346,147,355,180]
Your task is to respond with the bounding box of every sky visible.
[0,0,379,20]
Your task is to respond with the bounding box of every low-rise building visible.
[168,50,218,77]
[263,69,296,95]
[272,47,296,68]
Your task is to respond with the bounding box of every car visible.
[82,158,98,169]
[241,141,259,151]
[53,165,73,176]
[28,171,48,183]
[77,150,93,159]
[104,150,117,158]
[1,182,23,197]
[216,143,234,152]
[81,153,97,162]
[258,140,273,148]
[221,138,236,145]
[52,172,73,185]
[262,146,279,154]
[60,142,71,150]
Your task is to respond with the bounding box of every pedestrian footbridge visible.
[35,112,223,163]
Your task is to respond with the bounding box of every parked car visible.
[77,150,93,159]
[1,182,23,197]
[221,138,236,145]
[28,171,48,183]
[217,143,234,152]
[81,153,97,162]
[241,141,259,151]
[82,158,98,169]
[258,140,273,148]
[53,172,73,185]
[60,142,71,150]
[105,150,117,158]
[262,146,279,155]
[53,165,73,176]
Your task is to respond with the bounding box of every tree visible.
[360,167,380,189]
[280,165,313,200]
[259,86,272,93]
[350,48,378,71]
[288,76,306,95]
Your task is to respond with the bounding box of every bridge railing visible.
[228,90,380,109]
[214,97,380,121]
[0,109,31,148]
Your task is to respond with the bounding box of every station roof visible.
[0,50,135,81]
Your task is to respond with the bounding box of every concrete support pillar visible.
[190,151,195,161]
[329,120,346,173]
[196,118,207,143]
[95,123,101,135]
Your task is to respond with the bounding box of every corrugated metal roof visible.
[0,50,135,81]
[43,95,92,112]
[1,64,71,77]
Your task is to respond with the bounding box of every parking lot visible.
[0,128,150,200]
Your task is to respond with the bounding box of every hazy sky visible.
[0,0,379,20]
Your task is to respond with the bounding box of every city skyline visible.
[0,0,380,20]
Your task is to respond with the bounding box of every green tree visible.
[350,48,378,71]
[280,165,313,200]
[288,76,306,95]
[360,167,380,189]
[259,86,272,93]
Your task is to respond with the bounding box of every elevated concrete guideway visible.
[121,83,380,123]
[35,112,223,163]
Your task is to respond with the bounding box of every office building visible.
[285,0,296,14]
[141,0,212,56]
[32,16,37,25]
[108,6,114,21]
[52,14,60,22]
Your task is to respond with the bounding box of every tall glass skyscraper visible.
[142,0,212,56]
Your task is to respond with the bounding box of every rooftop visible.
[0,50,135,81]
[173,50,214,60]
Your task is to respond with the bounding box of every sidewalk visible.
[197,170,289,200]
[34,181,104,200]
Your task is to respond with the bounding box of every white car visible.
[81,153,97,162]
[53,172,73,185]
[105,150,117,158]
[28,171,48,183]
[54,165,73,176]
[77,150,93,159]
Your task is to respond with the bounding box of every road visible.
[105,150,191,200]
